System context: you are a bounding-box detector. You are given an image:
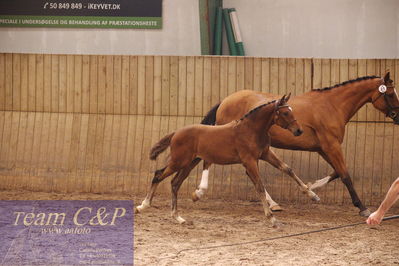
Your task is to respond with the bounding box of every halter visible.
[276,104,297,129]
[371,84,399,119]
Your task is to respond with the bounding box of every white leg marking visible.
[136,198,150,212]
[175,216,186,224]
[307,189,321,202]
[195,169,209,199]
[298,184,321,202]
[270,216,278,227]
[265,189,279,208]
[171,211,186,224]
[310,175,331,190]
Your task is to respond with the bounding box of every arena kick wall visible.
[0,53,398,206]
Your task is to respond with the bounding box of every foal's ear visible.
[279,94,287,105]
[384,71,392,84]
[285,92,291,102]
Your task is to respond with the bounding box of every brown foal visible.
[136,95,302,227]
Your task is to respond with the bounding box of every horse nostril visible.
[294,129,303,136]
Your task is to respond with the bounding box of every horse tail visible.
[150,132,175,160]
[201,103,220,125]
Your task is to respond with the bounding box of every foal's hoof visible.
[175,216,187,224]
[271,217,284,229]
[270,205,283,212]
[359,209,371,217]
[191,192,200,202]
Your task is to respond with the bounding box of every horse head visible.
[275,93,303,136]
[371,72,399,124]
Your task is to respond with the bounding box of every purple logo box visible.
[0,200,133,266]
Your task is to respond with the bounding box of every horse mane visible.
[239,100,277,121]
[311,75,380,92]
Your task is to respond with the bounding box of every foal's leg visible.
[261,149,320,202]
[244,169,281,211]
[136,165,177,213]
[171,158,201,224]
[192,161,212,202]
[243,159,278,227]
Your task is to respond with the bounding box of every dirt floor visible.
[0,190,398,266]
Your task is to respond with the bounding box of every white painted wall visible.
[0,0,201,55]
[224,0,399,58]
[1,0,398,58]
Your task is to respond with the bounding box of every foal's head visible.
[274,94,303,136]
[371,72,399,124]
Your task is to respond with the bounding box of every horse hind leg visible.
[309,152,340,191]
[171,174,187,224]
[136,166,176,213]
[192,161,212,202]
[309,171,339,191]
[171,158,200,224]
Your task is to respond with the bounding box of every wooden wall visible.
[0,53,398,206]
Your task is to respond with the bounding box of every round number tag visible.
[378,85,387,93]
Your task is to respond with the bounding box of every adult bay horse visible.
[136,95,309,227]
[193,72,399,217]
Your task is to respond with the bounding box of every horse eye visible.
[284,112,289,116]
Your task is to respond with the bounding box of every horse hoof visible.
[135,207,141,214]
[359,209,371,217]
[310,192,321,202]
[175,216,186,224]
[270,205,283,212]
[312,195,321,202]
[271,218,284,229]
[192,192,200,202]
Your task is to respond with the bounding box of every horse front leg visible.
[192,160,212,202]
[320,142,370,217]
[261,149,320,202]
[243,159,279,228]
[244,168,281,212]
[171,158,201,224]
